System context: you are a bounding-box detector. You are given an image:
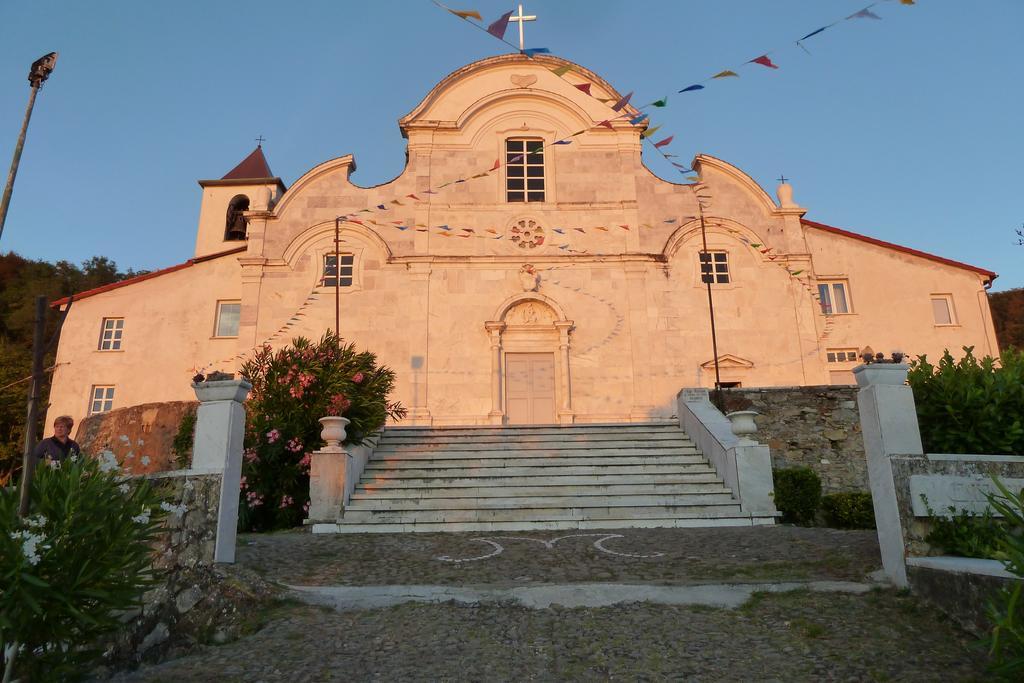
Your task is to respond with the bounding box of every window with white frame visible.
[931,294,957,325]
[89,385,115,415]
[817,280,851,315]
[826,348,859,363]
[322,253,354,288]
[506,139,545,203]
[214,301,241,338]
[98,317,124,350]
[699,250,730,284]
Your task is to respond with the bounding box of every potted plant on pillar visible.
[712,390,759,441]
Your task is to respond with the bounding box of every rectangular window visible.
[931,294,956,325]
[699,251,730,284]
[826,348,860,363]
[817,281,851,315]
[98,317,124,351]
[89,385,115,415]
[506,139,545,202]
[215,301,241,338]
[322,253,354,287]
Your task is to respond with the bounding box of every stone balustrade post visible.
[191,379,251,564]
[307,417,351,524]
[853,363,923,588]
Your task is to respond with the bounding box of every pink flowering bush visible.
[238,332,405,531]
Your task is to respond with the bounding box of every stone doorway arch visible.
[485,293,574,425]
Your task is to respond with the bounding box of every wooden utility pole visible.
[17,296,47,517]
[0,52,58,243]
[699,208,722,393]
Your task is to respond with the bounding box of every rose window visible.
[509,218,546,250]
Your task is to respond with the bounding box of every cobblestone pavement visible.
[116,588,989,681]
[237,526,882,586]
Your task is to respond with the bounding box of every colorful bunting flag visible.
[574,83,593,95]
[679,84,704,93]
[448,9,482,21]
[653,135,674,148]
[750,55,779,69]
[550,65,571,77]
[523,48,550,57]
[553,140,572,145]
[650,96,668,107]
[407,194,420,200]
[713,70,739,79]
[596,120,613,130]
[629,113,649,125]
[848,8,881,20]
[612,91,633,111]
[799,27,828,41]
[487,10,513,39]
[490,159,500,171]
[390,199,404,205]
[641,125,662,139]
[377,204,386,210]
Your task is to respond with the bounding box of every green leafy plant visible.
[921,494,1004,559]
[983,478,1024,677]
[772,467,821,526]
[238,332,406,531]
[821,491,876,529]
[171,405,197,470]
[907,347,1024,455]
[0,453,167,680]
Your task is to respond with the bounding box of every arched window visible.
[225,195,250,240]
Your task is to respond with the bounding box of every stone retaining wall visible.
[728,386,865,493]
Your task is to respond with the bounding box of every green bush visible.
[984,479,1024,677]
[772,467,821,526]
[238,332,406,531]
[821,492,876,529]
[907,347,1024,455]
[172,405,197,470]
[922,497,1004,560]
[0,453,167,680]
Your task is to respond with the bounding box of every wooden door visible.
[505,353,556,424]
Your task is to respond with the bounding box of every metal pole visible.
[0,85,39,243]
[699,209,722,392]
[17,295,47,517]
[334,217,341,341]
[0,52,57,244]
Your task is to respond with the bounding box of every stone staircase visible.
[326,423,775,533]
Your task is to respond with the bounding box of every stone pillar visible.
[854,363,923,588]
[191,379,251,564]
[307,417,350,523]
[485,321,506,424]
[406,262,433,424]
[624,264,653,420]
[555,321,574,424]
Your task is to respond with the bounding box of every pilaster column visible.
[237,256,267,358]
[485,321,506,424]
[406,262,433,424]
[555,321,574,423]
[624,263,653,420]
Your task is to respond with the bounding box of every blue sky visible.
[1,0,1020,290]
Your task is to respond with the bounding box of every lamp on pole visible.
[0,52,58,243]
[333,216,342,341]
[698,205,723,393]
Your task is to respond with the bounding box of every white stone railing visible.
[676,388,777,517]
[853,363,1024,590]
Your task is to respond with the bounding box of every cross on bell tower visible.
[510,3,537,52]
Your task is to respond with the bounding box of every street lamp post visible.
[0,52,58,243]
[334,216,342,340]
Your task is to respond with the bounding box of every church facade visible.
[48,54,999,430]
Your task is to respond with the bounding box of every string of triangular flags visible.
[676,0,914,96]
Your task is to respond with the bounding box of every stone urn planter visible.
[726,410,759,442]
[191,379,252,403]
[853,363,909,388]
[319,416,350,447]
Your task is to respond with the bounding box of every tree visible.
[990,288,1024,352]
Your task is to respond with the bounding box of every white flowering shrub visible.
[0,452,167,680]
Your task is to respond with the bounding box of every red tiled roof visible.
[801,218,997,281]
[51,246,247,308]
[222,145,274,180]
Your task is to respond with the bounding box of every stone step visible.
[376,439,694,453]
[383,423,680,438]
[379,432,691,447]
[359,463,711,480]
[350,482,729,500]
[318,516,774,534]
[355,471,720,489]
[347,492,736,511]
[366,455,707,470]
[369,447,701,461]
[341,502,744,524]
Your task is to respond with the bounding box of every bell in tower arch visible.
[225,194,250,241]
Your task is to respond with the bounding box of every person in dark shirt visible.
[33,415,81,462]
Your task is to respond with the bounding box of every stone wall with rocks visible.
[76,401,198,475]
[727,386,865,493]
[102,470,277,672]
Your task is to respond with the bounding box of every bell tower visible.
[194,144,286,258]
